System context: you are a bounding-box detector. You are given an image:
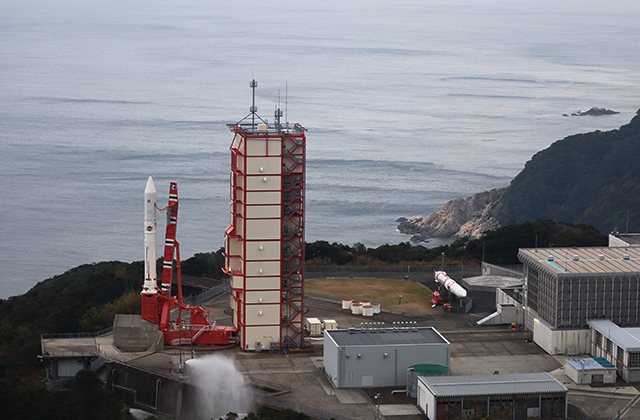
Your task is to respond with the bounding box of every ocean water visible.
[2,0,640,298]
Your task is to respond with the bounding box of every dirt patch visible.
[305,277,438,315]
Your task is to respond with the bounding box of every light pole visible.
[374,393,382,420]
[329,387,333,416]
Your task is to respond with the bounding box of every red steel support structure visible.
[225,80,306,351]
[142,180,238,347]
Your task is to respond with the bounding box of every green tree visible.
[60,370,132,420]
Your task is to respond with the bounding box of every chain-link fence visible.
[305,265,482,282]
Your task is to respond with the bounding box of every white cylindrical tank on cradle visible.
[351,303,362,315]
[342,299,353,309]
[373,303,381,314]
[362,305,374,316]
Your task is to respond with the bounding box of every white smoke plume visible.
[186,354,252,419]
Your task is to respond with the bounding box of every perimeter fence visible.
[304,264,482,281]
[183,279,230,306]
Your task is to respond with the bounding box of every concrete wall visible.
[482,262,523,278]
[532,317,590,355]
[113,315,161,353]
[57,358,85,378]
[106,361,199,419]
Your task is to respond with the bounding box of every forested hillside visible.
[492,109,640,233]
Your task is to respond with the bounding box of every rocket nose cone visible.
[451,284,467,299]
[145,176,156,194]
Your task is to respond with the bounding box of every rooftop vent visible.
[599,255,605,261]
[624,254,630,260]
[573,255,580,261]
[547,255,554,262]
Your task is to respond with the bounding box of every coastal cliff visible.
[397,188,505,241]
[399,109,640,242]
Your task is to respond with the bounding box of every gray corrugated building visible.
[323,326,449,388]
[417,373,567,420]
[518,247,640,354]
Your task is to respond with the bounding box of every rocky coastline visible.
[397,188,506,242]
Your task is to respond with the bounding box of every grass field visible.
[305,277,439,315]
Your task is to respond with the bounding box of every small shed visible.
[565,357,616,385]
[305,317,322,336]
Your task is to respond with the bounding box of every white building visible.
[565,357,616,385]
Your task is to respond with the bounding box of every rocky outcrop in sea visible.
[563,107,619,117]
[397,188,506,241]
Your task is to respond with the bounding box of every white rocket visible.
[143,176,158,294]
[434,271,467,299]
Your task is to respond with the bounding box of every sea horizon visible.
[2,0,640,298]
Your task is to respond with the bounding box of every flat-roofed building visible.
[417,372,567,420]
[565,357,616,385]
[323,326,450,388]
[518,247,640,354]
[589,319,640,382]
[609,233,640,247]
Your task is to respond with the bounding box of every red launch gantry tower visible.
[225,80,306,351]
[141,177,237,347]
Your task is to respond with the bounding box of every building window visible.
[606,338,613,354]
[595,331,602,347]
[617,346,624,362]
[629,353,640,368]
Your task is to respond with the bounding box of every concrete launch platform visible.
[43,288,640,419]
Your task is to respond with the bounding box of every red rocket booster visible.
[160,182,178,294]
